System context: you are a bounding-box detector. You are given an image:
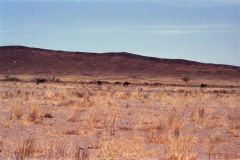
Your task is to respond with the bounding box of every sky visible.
[0,0,240,66]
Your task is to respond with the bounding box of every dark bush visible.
[44,113,53,118]
[220,90,227,94]
[213,90,219,94]
[89,80,98,84]
[178,89,185,93]
[74,92,84,98]
[153,83,162,86]
[33,77,47,84]
[3,76,21,82]
[114,82,121,85]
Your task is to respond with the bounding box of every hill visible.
[0,46,240,80]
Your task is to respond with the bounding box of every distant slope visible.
[0,46,240,79]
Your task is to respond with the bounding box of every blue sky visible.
[0,0,240,66]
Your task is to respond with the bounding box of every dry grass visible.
[10,106,24,120]
[14,137,36,160]
[100,135,149,159]
[28,105,43,123]
[74,144,90,160]
[0,80,239,159]
[55,141,68,159]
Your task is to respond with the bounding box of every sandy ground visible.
[0,81,239,160]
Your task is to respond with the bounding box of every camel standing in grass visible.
[97,81,102,86]
[123,81,130,87]
[200,83,207,88]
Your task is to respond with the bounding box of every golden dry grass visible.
[0,79,239,159]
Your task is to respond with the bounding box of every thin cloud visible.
[1,24,237,35]
[73,23,237,35]
[139,24,236,35]
[151,30,234,35]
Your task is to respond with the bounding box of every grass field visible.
[0,78,239,159]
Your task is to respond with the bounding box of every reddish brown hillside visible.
[0,46,240,79]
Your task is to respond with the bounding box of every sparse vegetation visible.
[28,105,43,123]
[56,142,68,159]
[14,137,36,160]
[182,75,191,86]
[3,75,21,82]
[33,77,47,84]
[0,79,239,159]
[10,105,24,120]
[74,145,90,160]
[44,113,53,118]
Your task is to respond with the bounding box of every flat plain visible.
[0,78,239,160]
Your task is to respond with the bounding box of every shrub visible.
[153,83,162,86]
[3,75,21,82]
[114,81,121,85]
[32,77,47,84]
[182,75,190,86]
[74,92,84,98]
[44,113,53,118]
[28,106,43,123]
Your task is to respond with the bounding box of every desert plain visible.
[0,76,239,160]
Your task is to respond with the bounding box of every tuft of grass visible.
[110,114,118,136]
[101,135,148,159]
[145,125,166,144]
[165,135,197,160]
[191,107,206,124]
[74,92,85,98]
[65,129,78,135]
[74,145,90,160]
[14,137,36,160]
[28,105,43,123]
[168,111,183,131]
[56,142,68,159]
[143,93,149,99]
[10,105,23,120]
[119,126,133,131]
